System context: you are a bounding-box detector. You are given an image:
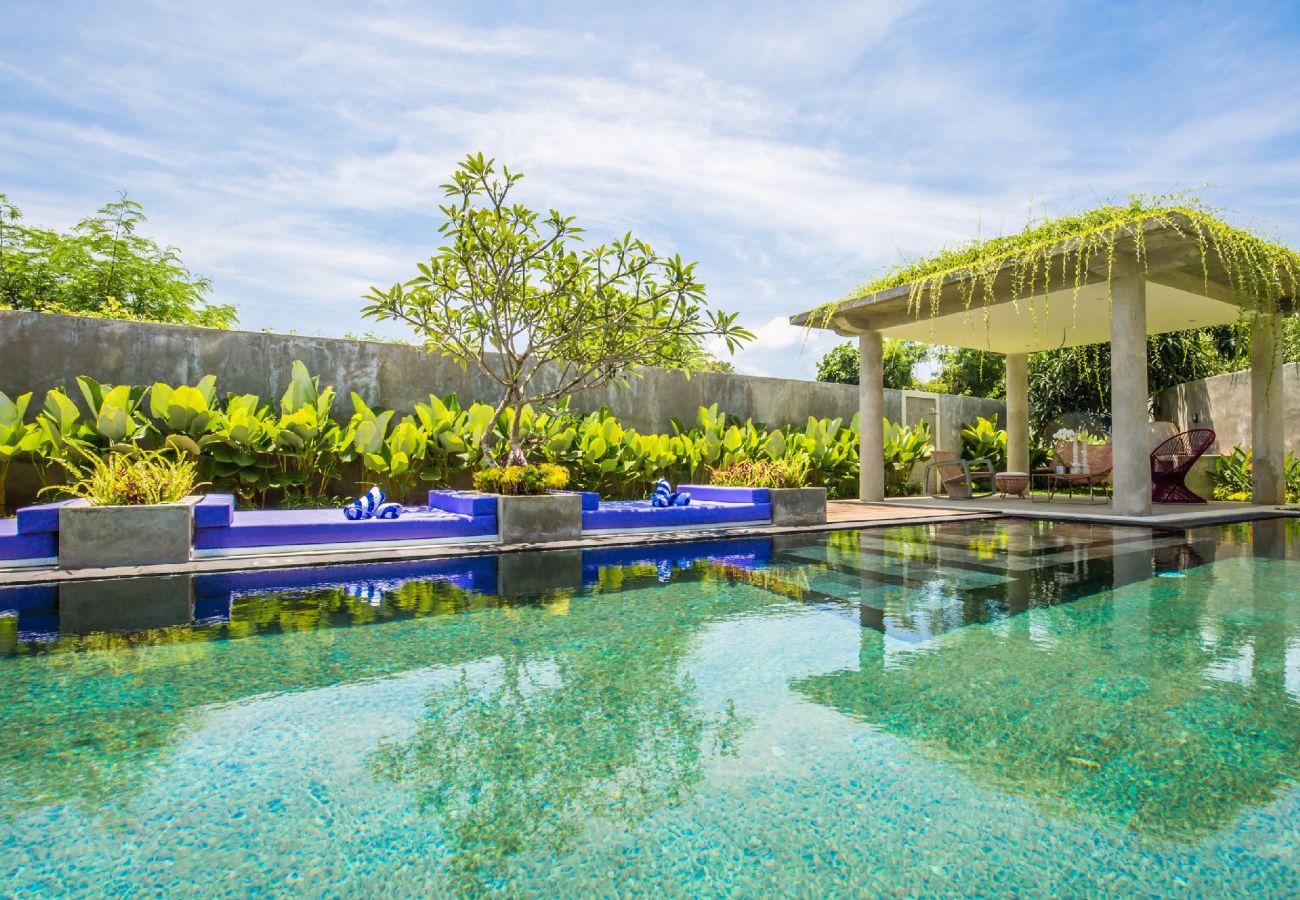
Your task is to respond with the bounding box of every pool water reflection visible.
[2,519,1300,896]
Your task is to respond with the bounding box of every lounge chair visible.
[923,451,995,499]
[1150,429,1215,504]
[1047,442,1113,502]
[193,492,498,553]
[577,486,771,532]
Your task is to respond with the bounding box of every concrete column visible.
[1251,312,1286,505]
[1005,352,1029,473]
[859,330,885,502]
[1109,254,1151,516]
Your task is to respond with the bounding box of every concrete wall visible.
[0,310,1004,441]
[1154,363,1300,455]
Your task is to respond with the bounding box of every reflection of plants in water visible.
[795,559,1300,840]
[370,639,747,893]
[0,577,492,820]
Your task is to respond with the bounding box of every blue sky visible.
[4,1,1300,379]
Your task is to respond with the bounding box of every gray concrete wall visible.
[1154,363,1300,455]
[0,310,1005,438]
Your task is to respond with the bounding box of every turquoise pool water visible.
[3,519,1300,896]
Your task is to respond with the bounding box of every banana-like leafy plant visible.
[0,392,42,512]
[76,376,150,450]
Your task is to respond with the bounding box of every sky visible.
[4,1,1300,380]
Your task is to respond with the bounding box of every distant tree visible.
[697,356,736,374]
[814,340,927,390]
[0,193,235,328]
[1027,328,1239,430]
[362,154,753,466]
[931,346,1006,398]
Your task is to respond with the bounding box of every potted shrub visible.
[708,458,827,526]
[46,449,207,569]
[472,463,581,544]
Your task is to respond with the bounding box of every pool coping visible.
[0,508,995,586]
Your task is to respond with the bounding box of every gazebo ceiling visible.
[792,210,1300,354]
[859,278,1242,354]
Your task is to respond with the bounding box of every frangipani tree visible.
[362,153,753,466]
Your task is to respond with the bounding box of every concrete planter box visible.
[768,487,827,526]
[495,492,582,544]
[58,497,197,570]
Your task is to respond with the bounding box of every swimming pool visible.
[2,518,1300,896]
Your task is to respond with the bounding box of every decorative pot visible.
[57,497,199,570]
[495,492,582,544]
[768,487,827,526]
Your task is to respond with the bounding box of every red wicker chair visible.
[1150,429,1215,504]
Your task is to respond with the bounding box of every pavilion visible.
[792,203,1300,517]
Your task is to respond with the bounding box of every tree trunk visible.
[506,401,527,466]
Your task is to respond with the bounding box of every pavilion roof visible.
[792,197,1300,354]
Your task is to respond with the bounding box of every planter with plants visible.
[471,463,581,544]
[709,458,826,526]
[46,449,207,569]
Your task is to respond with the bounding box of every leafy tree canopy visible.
[363,153,754,465]
[815,339,927,390]
[0,193,235,328]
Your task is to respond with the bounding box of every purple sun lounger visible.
[0,500,78,564]
[193,492,498,552]
[576,485,772,532]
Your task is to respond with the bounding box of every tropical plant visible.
[74,376,150,450]
[882,418,932,495]
[0,193,235,327]
[361,153,753,466]
[198,393,276,504]
[44,448,205,506]
[148,375,219,453]
[0,391,41,511]
[960,415,1008,471]
[1211,445,1300,503]
[472,463,569,496]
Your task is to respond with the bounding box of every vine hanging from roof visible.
[815,192,1300,329]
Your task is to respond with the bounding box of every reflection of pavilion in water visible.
[788,518,1300,840]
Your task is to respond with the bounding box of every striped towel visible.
[344,486,387,520]
[651,479,691,507]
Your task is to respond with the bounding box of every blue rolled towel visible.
[651,479,690,507]
[375,502,403,520]
[344,486,386,520]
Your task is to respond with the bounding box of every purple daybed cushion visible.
[0,517,57,561]
[194,506,497,550]
[582,498,771,531]
[427,490,498,517]
[676,485,770,504]
[194,494,235,528]
[15,500,79,535]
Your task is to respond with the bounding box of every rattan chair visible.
[1150,429,1215,504]
[1048,442,1113,502]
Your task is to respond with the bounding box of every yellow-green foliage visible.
[814,194,1300,324]
[708,458,811,489]
[1,363,928,509]
[473,463,570,496]
[46,448,205,506]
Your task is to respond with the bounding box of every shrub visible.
[883,419,932,488]
[45,449,205,506]
[708,457,810,489]
[885,480,922,498]
[473,463,570,496]
[1211,446,1300,502]
[960,415,1007,471]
